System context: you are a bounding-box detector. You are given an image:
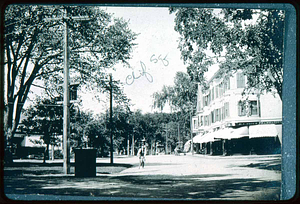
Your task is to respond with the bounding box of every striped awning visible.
[249,124,279,139]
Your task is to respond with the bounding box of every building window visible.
[225,102,230,117]
[201,116,203,126]
[238,100,258,116]
[250,101,258,115]
[212,87,214,101]
[206,95,209,106]
[216,109,219,122]
[237,73,245,88]
[238,101,247,116]
[224,78,230,92]
[197,95,201,111]
[219,83,223,97]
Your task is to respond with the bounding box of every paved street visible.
[4,154,281,200]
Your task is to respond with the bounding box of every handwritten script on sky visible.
[80,7,218,114]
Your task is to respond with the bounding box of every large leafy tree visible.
[22,97,64,162]
[152,72,198,147]
[152,72,197,112]
[170,8,284,100]
[4,5,137,161]
[83,116,110,157]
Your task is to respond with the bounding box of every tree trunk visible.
[131,134,134,155]
[150,140,153,155]
[4,103,14,164]
[44,143,49,163]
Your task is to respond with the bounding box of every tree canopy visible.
[152,71,197,113]
[4,5,137,145]
[152,72,198,149]
[170,8,284,100]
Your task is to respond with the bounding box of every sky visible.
[26,6,218,114]
[80,7,190,114]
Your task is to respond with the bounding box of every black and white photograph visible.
[2,3,297,201]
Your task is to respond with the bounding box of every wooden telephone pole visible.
[109,74,113,164]
[45,7,90,174]
[190,110,194,155]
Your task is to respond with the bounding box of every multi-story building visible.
[192,69,282,155]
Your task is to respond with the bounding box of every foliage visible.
[170,8,284,100]
[152,72,198,149]
[4,5,137,162]
[22,97,63,161]
[83,116,110,157]
[152,72,197,112]
[4,4,137,142]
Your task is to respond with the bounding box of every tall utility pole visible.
[63,10,70,174]
[45,8,90,174]
[127,119,130,157]
[109,74,113,164]
[190,110,194,155]
[131,133,135,155]
[127,135,130,156]
[165,124,168,154]
[178,123,180,147]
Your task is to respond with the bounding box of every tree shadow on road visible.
[4,171,281,200]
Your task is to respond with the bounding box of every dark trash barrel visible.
[74,149,97,177]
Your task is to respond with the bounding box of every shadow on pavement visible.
[6,161,133,168]
[243,160,281,171]
[4,172,280,200]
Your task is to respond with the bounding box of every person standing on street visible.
[137,139,147,169]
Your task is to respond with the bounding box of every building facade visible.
[192,69,282,155]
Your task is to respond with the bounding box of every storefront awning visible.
[193,135,203,143]
[214,126,249,140]
[193,126,250,143]
[249,124,280,139]
[193,132,218,143]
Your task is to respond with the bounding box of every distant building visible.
[192,69,282,155]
